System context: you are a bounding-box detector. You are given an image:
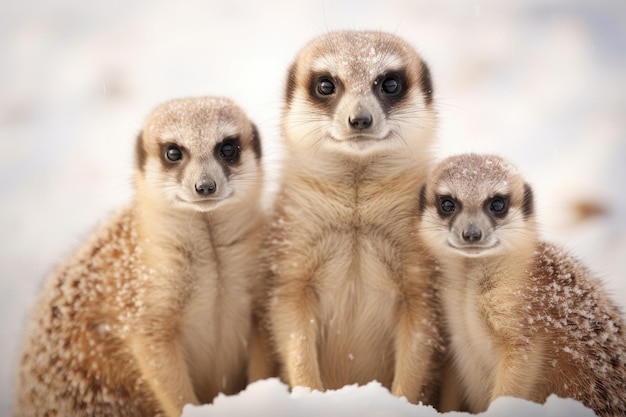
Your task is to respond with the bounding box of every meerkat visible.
[261,30,442,404]
[14,96,265,417]
[417,153,626,416]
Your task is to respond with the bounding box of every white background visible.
[1,0,625,414]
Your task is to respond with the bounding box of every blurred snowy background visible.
[1,0,624,414]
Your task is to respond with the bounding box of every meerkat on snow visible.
[418,153,626,416]
[262,31,442,404]
[14,97,265,417]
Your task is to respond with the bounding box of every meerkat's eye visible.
[376,73,405,98]
[317,78,336,96]
[438,197,456,216]
[165,145,183,162]
[489,197,508,216]
[381,75,400,95]
[441,199,455,213]
[218,138,241,164]
[221,143,235,158]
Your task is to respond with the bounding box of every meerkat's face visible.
[418,154,535,258]
[135,97,262,213]
[282,31,435,157]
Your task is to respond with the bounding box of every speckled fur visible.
[419,153,626,416]
[260,31,442,405]
[14,97,266,417]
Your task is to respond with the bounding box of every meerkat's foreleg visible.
[247,314,277,383]
[491,342,543,405]
[132,334,198,416]
[271,278,323,391]
[391,289,435,404]
[131,315,199,416]
[438,358,464,412]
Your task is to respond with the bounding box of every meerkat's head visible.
[418,154,536,259]
[282,31,435,158]
[134,97,262,213]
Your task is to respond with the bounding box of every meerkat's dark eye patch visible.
[487,196,509,217]
[375,71,408,109]
[437,195,457,217]
[308,73,340,101]
[306,72,342,114]
[217,137,241,165]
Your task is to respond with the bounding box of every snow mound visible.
[181,378,597,417]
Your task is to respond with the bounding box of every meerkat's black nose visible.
[349,111,373,130]
[195,180,217,195]
[462,224,482,242]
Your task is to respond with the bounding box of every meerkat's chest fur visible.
[442,261,532,409]
[278,158,424,386]
[141,209,261,396]
[286,161,420,277]
[442,267,500,405]
[179,225,252,358]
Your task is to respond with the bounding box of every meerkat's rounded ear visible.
[419,61,434,106]
[418,184,428,214]
[250,123,262,160]
[522,182,534,218]
[135,130,147,172]
[284,61,298,106]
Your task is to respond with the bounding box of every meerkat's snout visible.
[461,222,482,242]
[194,177,217,195]
[338,97,386,140]
[189,137,243,201]
[163,144,234,209]
[348,107,373,131]
[445,209,500,256]
[456,197,509,247]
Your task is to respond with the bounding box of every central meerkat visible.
[264,31,441,404]
[418,153,626,416]
[14,97,265,417]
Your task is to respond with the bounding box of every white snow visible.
[1,0,624,415]
[180,378,596,417]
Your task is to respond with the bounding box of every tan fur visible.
[261,31,442,404]
[14,97,265,417]
[419,153,626,416]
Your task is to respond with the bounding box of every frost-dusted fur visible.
[419,153,626,416]
[263,31,441,404]
[14,97,265,417]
